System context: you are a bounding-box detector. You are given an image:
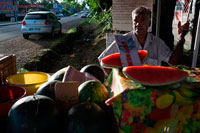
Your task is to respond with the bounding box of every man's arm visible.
[168,37,185,65]
[169,20,190,65]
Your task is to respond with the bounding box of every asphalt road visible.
[0,24,21,42]
[0,14,82,42]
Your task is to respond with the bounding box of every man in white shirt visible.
[98,6,189,66]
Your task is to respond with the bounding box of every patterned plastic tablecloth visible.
[105,66,200,132]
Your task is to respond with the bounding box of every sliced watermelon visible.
[123,66,188,86]
[100,50,148,68]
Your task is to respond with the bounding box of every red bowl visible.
[0,85,26,117]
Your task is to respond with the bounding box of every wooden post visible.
[156,0,161,37]
[192,9,200,68]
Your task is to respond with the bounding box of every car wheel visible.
[51,28,55,37]
[23,34,29,39]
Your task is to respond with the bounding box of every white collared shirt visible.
[98,31,173,66]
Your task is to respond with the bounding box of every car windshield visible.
[25,14,47,20]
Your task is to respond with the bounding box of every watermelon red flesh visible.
[101,50,148,68]
[122,66,188,86]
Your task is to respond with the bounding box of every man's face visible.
[133,13,150,36]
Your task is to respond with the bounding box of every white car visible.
[56,13,64,17]
[73,13,78,16]
[21,11,62,39]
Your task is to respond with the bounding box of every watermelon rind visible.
[100,60,122,69]
[100,50,148,69]
[122,66,189,86]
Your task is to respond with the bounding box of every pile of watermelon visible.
[4,64,119,133]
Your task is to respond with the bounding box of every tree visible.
[86,0,112,32]
[60,0,83,15]
[40,0,53,10]
[19,0,30,5]
[27,0,38,5]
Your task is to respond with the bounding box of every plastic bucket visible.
[7,72,50,96]
[0,85,26,117]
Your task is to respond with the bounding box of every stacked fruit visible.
[6,64,117,133]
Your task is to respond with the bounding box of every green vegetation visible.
[85,0,112,33]
[18,68,29,73]
[19,0,85,16]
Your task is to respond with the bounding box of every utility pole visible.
[12,0,18,22]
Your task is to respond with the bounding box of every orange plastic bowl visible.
[0,85,26,117]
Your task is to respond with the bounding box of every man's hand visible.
[178,19,190,39]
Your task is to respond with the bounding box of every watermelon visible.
[36,80,58,100]
[80,64,105,83]
[100,50,148,68]
[78,80,109,108]
[8,95,62,133]
[49,67,69,81]
[64,102,109,133]
[123,66,188,86]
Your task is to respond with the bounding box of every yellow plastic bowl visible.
[7,72,50,96]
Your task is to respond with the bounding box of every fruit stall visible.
[1,51,200,133]
[100,49,200,132]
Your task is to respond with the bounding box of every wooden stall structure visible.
[0,54,17,85]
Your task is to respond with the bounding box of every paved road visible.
[0,14,82,42]
[0,24,21,42]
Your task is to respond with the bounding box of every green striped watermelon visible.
[78,80,109,108]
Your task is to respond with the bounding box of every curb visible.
[0,22,22,26]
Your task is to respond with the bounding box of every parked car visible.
[56,13,64,17]
[73,13,78,16]
[81,14,87,18]
[21,11,62,39]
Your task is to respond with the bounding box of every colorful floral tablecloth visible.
[105,66,200,133]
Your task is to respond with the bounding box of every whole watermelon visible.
[80,64,105,83]
[65,102,109,133]
[78,80,109,108]
[49,67,69,81]
[36,80,58,100]
[7,95,63,133]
